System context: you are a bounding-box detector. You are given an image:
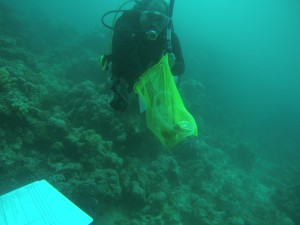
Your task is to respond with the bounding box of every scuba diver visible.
[101,0,185,111]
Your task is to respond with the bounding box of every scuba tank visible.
[100,0,140,71]
[100,0,176,71]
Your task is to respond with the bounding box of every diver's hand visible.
[110,92,128,111]
[168,52,176,69]
[110,78,130,112]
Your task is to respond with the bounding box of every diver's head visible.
[138,0,169,41]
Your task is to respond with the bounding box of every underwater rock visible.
[68,180,101,218]
[130,181,146,203]
[0,102,10,118]
[0,45,36,70]
[9,92,30,120]
[173,138,209,160]
[94,169,122,201]
[279,217,294,225]
[150,155,180,185]
[63,80,114,136]
[47,116,68,138]
[119,162,171,211]
[50,162,82,180]
[100,149,124,169]
[116,131,127,142]
[227,216,245,225]
[148,191,166,208]
[0,67,10,87]
[63,128,107,159]
[120,170,147,208]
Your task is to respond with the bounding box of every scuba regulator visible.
[146,29,159,41]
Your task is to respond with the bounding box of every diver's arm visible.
[171,32,185,75]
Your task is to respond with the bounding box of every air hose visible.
[169,0,175,17]
[167,0,175,53]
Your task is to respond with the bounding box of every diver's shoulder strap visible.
[167,0,176,53]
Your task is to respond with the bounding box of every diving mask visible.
[140,10,169,41]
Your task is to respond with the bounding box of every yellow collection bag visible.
[134,55,198,147]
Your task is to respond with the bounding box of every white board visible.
[0,180,93,225]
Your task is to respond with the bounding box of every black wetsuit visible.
[111,10,185,90]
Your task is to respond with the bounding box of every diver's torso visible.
[112,10,167,88]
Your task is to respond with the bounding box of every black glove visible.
[110,78,130,112]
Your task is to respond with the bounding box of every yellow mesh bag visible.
[134,55,198,147]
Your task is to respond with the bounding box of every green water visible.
[0,0,299,224]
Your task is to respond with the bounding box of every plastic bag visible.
[134,55,198,146]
